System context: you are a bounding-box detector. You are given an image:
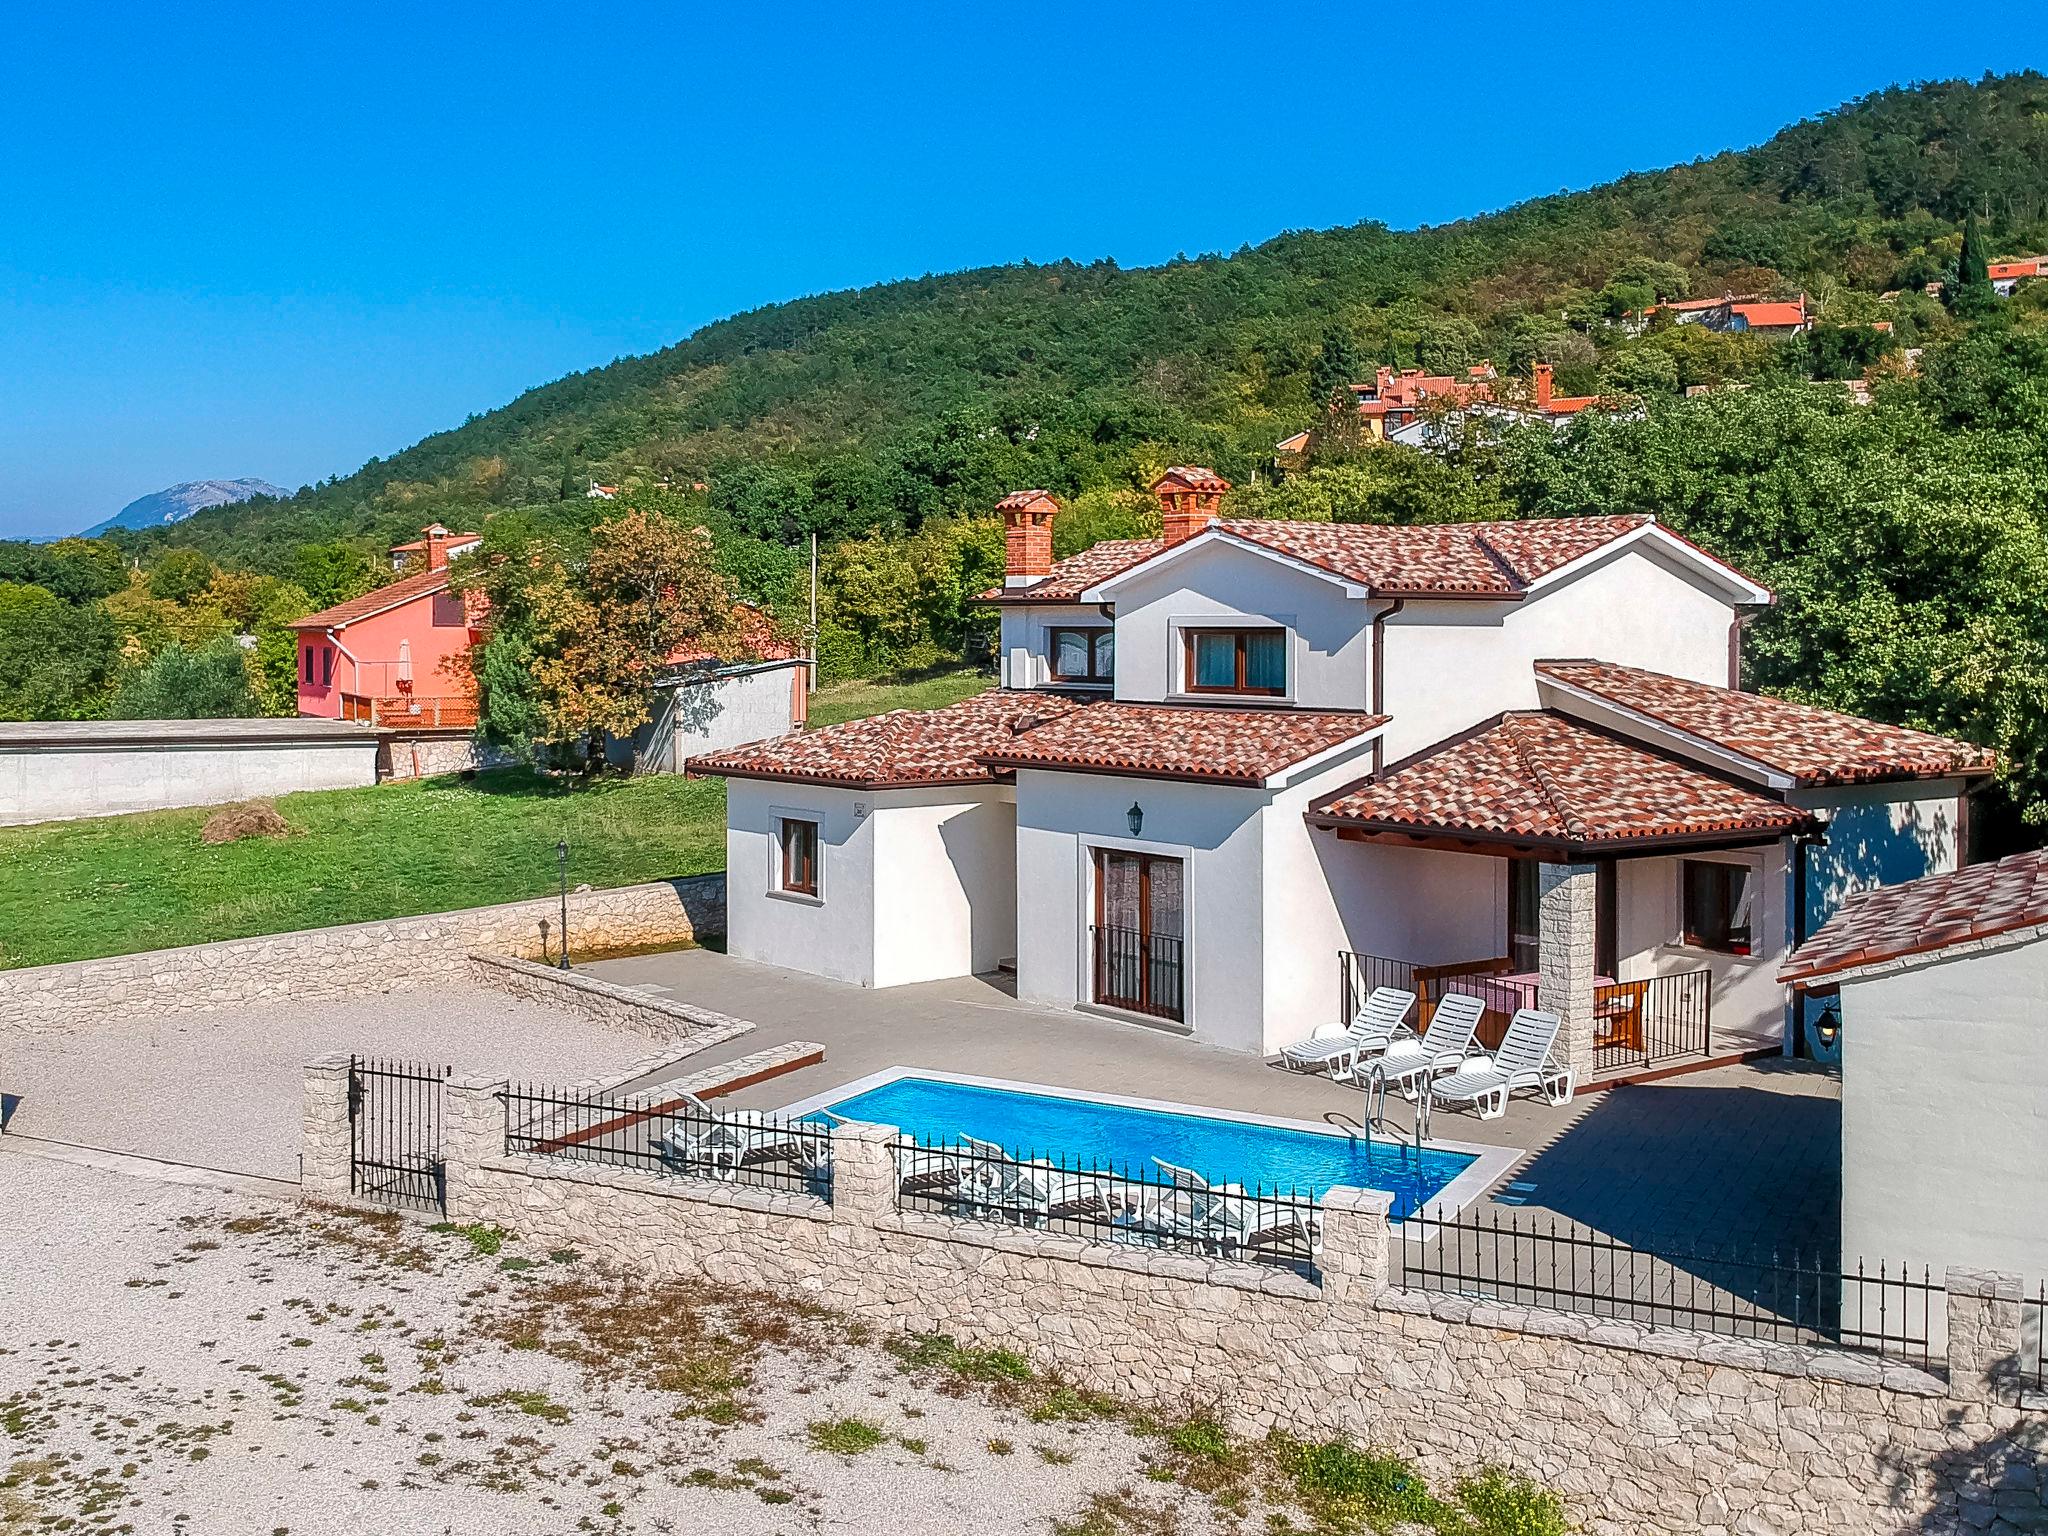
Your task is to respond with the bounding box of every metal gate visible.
[348,1056,450,1213]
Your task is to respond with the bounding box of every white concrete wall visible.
[1013,768,1269,1052]
[870,788,1017,987]
[1379,542,1737,761]
[1311,837,1506,970]
[724,778,1013,989]
[1102,541,1371,708]
[0,738,380,825]
[615,662,803,774]
[998,603,1115,692]
[724,779,878,987]
[1838,937,2048,1287]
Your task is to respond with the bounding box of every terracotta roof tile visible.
[978,701,1385,786]
[664,605,802,667]
[289,568,451,630]
[690,688,1091,789]
[1536,660,1995,787]
[1310,711,1813,852]
[1780,849,2048,986]
[980,538,1167,603]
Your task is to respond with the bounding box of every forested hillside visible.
[9,72,2048,831]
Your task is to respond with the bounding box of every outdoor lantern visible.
[1814,1004,1841,1050]
[556,838,572,970]
[1126,802,1144,838]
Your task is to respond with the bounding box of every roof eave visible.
[1306,815,1810,860]
[688,764,1001,792]
[980,756,1268,789]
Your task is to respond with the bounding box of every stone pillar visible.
[828,1119,900,1232]
[1317,1186,1393,1307]
[1945,1266,2027,1404]
[1536,861,1597,1089]
[442,1075,508,1223]
[301,1053,354,1201]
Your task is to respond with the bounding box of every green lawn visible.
[0,667,995,971]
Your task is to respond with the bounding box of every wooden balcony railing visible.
[340,693,478,730]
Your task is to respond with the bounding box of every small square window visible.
[779,818,819,897]
[1183,628,1286,696]
[1682,860,1753,955]
[1050,626,1113,683]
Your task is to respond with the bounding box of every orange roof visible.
[977,701,1385,786]
[1731,301,1806,329]
[289,568,452,631]
[1781,848,2048,987]
[1311,711,1813,855]
[1988,258,2044,280]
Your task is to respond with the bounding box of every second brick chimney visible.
[1532,362,1554,412]
[996,490,1060,586]
[1151,467,1231,547]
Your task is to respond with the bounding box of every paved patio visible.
[585,947,1841,1263]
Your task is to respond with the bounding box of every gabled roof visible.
[1535,660,1995,788]
[1081,514,1767,603]
[1780,848,2048,988]
[1729,301,1807,328]
[1308,711,1813,856]
[663,605,803,669]
[978,701,1385,787]
[289,568,452,631]
[690,689,1094,790]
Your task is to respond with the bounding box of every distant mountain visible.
[82,478,287,537]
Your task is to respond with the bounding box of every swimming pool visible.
[782,1070,1516,1221]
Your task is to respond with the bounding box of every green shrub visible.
[1454,1468,1571,1536]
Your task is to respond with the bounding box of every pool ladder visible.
[1361,1060,1430,1154]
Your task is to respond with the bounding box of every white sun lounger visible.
[1426,1007,1574,1120]
[653,1092,803,1179]
[1277,986,1416,1078]
[957,1133,1120,1225]
[1372,991,1487,1099]
[1140,1159,1321,1259]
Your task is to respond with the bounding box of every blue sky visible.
[1,5,2041,539]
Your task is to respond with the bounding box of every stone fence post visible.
[442,1075,509,1223]
[1946,1266,2028,1404]
[301,1053,354,1201]
[1318,1186,1394,1306]
[829,1120,900,1232]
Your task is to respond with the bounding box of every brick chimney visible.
[1532,362,1554,412]
[422,524,456,571]
[1151,467,1231,547]
[996,490,1060,587]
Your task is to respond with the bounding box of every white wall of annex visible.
[1838,938,2048,1288]
[999,604,1114,691]
[723,779,877,986]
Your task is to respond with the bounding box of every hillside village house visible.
[695,472,1991,1086]
[1632,292,1812,336]
[291,522,809,777]
[1274,362,1600,461]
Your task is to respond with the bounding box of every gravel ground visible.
[0,1152,1257,1536]
[0,986,663,1179]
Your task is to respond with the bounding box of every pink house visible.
[292,525,484,727]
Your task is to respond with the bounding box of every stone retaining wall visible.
[299,1070,2048,1536]
[464,952,751,1050]
[0,876,725,1034]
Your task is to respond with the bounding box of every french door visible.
[1092,850,1185,1022]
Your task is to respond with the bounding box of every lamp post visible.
[556,838,571,970]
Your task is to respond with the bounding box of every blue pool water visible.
[802,1075,1474,1221]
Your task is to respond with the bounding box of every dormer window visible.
[1051,626,1114,684]
[1184,627,1286,697]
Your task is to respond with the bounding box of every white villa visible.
[695,470,1993,1086]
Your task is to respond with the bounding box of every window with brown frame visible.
[1182,627,1286,695]
[778,818,819,897]
[1681,859,1753,955]
[1049,626,1114,683]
